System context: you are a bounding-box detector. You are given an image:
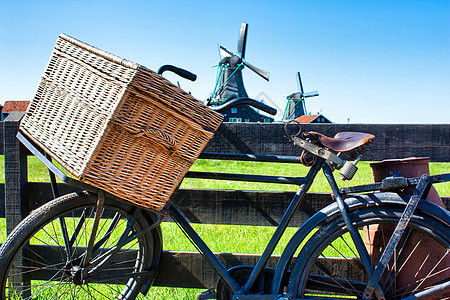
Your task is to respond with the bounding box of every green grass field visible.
[0,156,449,299]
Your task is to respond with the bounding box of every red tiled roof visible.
[296,114,319,123]
[2,101,30,113]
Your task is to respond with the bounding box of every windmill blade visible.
[219,45,233,58]
[217,44,225,59]
[297,72,304,94]
[303,90,319,98]
[243,60,270,81]
[237,23,248,59]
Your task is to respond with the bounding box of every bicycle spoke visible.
[325,239,367,279]
[408,249,449,296]
[25,274,68,299]
[37,267,68,297]
[85,282,110,299]
[50,220,65,250]
[394,230,421,276]
[10,260,66,277]
[22,243,60,268]
[306,274,364,296]
[99,219,128,250]
[81,283,98,300]
[92,212,121,253]
[338,235,359,258]
[312,256,361,295]
[86,217,135,271]
[6,280,61,300]
[47,276,69,300]
[41,226,65,259]
[68,282,79,300]
[414,240,438,277]
[69,209,86,249]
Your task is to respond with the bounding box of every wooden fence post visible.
[3,112,28,234]
[3,112,30,296]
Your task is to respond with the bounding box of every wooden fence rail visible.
[1,113,449,289]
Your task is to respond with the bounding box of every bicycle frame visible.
[175,155,323,296]
[16,131,450,300]
[175,153,392,299]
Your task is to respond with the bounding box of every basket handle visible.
[135,127,179,154]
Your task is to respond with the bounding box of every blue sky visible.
[1,0,449,123]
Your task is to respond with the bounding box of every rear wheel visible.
[0,191,162,299]
[288,205,450,299]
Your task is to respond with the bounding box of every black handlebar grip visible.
[245,100,277,116]
[157,65,197,82]
[211,97,277,116]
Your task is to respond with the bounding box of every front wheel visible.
[288,204,450,299]
[0,191,162,299]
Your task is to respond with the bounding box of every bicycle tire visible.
[0,191,162,300]
[286,201,450,299]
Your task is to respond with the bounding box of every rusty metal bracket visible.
[293,137,345,168]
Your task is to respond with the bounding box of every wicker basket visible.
[20,34,223,211]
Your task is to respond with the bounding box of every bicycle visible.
[0,67,449,300]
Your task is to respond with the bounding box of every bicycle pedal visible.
[197,288,217,300]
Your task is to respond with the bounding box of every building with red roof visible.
[296,114,331,124]
[1,101,30,121]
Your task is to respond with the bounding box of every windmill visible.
[208,23,270,106]
[282,72,319,120]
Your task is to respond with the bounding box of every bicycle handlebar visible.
[157,65,197,82]
[210,97,277,116]
[157,65,276,116]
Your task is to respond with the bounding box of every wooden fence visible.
[1,112,449,288]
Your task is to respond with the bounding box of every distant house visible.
[1,101,30,121]
[296,114,331,124]
[222,104,274,123]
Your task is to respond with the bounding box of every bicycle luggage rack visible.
[340,173,450,194]
[17,132,91,191]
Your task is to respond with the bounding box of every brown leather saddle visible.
[302,131,375,152]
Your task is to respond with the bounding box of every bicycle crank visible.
[216,266,275,300]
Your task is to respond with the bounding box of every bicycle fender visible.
[270,191,450,294]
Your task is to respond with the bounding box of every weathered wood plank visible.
[154,251,364,288]
[1,183,449,221]
[0,183,334,226]
[0,122,449,160]
[172,189,333,226]
[204,123,450,162]
[153,251,282,288]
